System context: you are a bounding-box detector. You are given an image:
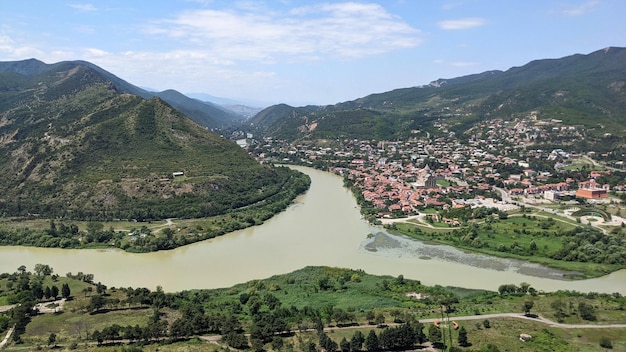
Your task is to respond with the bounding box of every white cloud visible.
[0,32,44,59]
[438,17,486,30]
[68,3,98,12]
[433,59,479,67]
[143,2,422,63]
[84,48,109,57]
[560,0,599,16]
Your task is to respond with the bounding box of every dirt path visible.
[419,313,626,329]
[0,305,15,313]
[0,325,15,349]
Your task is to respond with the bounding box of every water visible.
[0,166,624,293]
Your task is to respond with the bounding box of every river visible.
[0,166,625,293]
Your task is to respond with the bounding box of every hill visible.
[0,59,241,129]
[248,47,626,142]
[0,60,309,221]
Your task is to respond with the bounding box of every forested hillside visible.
[247,47,626,143]
[0,59,309,223]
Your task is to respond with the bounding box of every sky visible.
[1,1,625,106]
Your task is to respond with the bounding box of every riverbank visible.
[2,266,625,352]
[0,168,311,253]
[384,211,624,280]
[1,166,625,294]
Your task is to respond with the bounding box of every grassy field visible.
[392,209,624,279]
[1,267,625,351]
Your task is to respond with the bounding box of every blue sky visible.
[1,1,625,106]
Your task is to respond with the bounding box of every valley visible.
[1,46,626,351]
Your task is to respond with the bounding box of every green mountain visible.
[0,59,242,129]
[249,47,626,141]
[0,59,308,221]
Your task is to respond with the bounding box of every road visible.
[1,311,623,350]
[419,313,626,329]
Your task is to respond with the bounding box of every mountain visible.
[249,47,626,141]
[0,59,307,220]
[0,59,240,129]
[153,89,242,127]
[186,92,265,118]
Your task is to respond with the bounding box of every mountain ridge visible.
[247,47,626,141]
[0,58,243,128]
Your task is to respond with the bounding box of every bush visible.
[599,336,613,349]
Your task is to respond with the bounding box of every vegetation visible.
[0,265,624,351]
[246,47,626,152]
[0,62,310,223]
[0,166,309,252]
[390,210,626,278]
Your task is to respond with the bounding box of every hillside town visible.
[245,116,626,221]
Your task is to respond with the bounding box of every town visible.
[242,115,626,226]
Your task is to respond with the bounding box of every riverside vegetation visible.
[0,265,625,351]
[0,168,309,252]
[385,206,626,279]
[0,60,311,252]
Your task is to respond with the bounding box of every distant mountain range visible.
[0,58,304,220]
[248,47,626,142]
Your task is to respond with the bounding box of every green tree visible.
[340,337,350,352]
[366,310,375,323]
[523,300,534,315]
[374,313,385,326]
[365,330,379,351]
[457,326,469,347]
[51,285,59,299]
[89,295,106,312]
[428,324,442,344]
[578,302,596,321]
[34,263,53,277]
[61,283,71,298]
[47,333,56,347]
[350,330,365,351]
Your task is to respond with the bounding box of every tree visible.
[523,300,534,315]
[61,283,71,299]
[340,337,350,352]
[366,310,375,323]
[318,275,331,291]
[34,264,53,277]
[374,313,385,326]
[51,285,59,299]
[89,295,106,312]
[350,330,365,351]
[578,302,596,321]
[47,333,57,347]
[457,326,470,347]
[365,330,379,351]
[86,221,104,234]
[17,265,27,275]
[428,324,442,344]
